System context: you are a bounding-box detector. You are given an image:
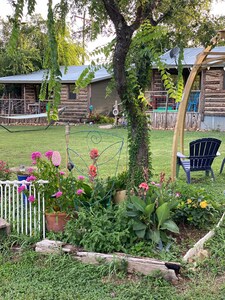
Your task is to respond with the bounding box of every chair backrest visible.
[189,138,221,171]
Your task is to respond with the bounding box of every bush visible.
[172,182,221,229]
[65,203,136,253]
[88,113,114,124]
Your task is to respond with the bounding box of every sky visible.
[0,0,225,53]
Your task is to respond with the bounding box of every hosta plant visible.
[126,179,179,244]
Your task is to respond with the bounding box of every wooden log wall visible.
[204,68,225,116]
[59,84,88,123]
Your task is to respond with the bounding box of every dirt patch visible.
[173,224,208,256]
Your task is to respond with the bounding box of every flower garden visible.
[0,126,225,298]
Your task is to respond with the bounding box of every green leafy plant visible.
[65,203,135,253]
[172,183,221,228]
[126,175,179,244]
[110,171,128,192]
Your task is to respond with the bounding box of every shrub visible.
[172,182,221,229]
[88,113,114,124]
[65,203,135,253]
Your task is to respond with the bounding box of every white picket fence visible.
[0,180,48,238]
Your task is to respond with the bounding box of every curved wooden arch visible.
[171,30,225,181]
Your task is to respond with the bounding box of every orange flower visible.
[89,165,97,178]
[90,148,99,160]
[200,200,208,209]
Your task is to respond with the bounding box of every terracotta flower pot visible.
[45,212,70,233]
[113,190,127,204]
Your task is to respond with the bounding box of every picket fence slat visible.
[0,180,48,238]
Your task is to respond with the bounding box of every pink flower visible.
[139,182,149,191]
[55,191,63,198]
[27,167,34,174]
[155,184,161,187]
[150,181,156,185]
[28,195,35,202]
[175,192,181,198]
[45,150,54,160]
[60,171,65,175]
[32,161,37,165]
[18,185,26,193]
[76,189,84,195]
[90,148,99,160]
[26,175,37,182]
[31,152,41,160]
[78,175,85,180]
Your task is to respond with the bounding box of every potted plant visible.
[18,150,77,232]
[112,171,128,204]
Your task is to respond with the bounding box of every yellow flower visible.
[200,201,208,209]
[187,199,192,204]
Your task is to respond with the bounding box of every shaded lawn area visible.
[0,250,224,300]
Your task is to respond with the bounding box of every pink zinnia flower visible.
[55,191,63,198]
[60,171,65,175]
[76,189,84,195]
[28,195,35,202]
[150,181,156,185]
[90,148,99,160]
[32,161,37,165]
[31,152,41,160]
[18,185,26,193]
[27,167,34,174]
[45,150,54,160]
[78,175,85,180]
[139,182,149,191]
[26,175,37,182]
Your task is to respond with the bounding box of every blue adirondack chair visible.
[176,138,221,183]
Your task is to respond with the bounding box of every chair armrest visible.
[177,152,188,158]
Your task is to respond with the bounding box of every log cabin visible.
[1,46,225,130]
[0,66,119,124]
[148,46,225,130]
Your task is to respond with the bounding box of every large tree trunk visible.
[102,0,151,184]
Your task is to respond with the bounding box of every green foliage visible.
[110,171,128,191]
[126,180,179,244]
[65,203,135,253]
[88,113,115,124]
[172,182,221,228]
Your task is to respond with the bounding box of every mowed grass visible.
[1,124,225,188]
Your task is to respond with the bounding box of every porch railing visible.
[0,180,48,238]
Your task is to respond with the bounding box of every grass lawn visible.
[0,124,225,299]
[1,124,225,195]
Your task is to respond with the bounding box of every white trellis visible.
[0,180,48,238]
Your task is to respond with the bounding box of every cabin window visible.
[192,75,201,90]
[68,84,76,99]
